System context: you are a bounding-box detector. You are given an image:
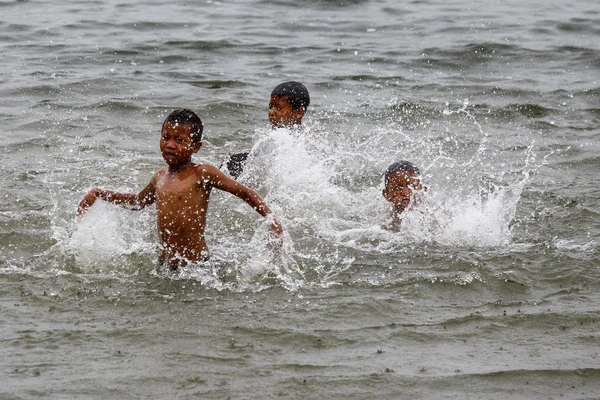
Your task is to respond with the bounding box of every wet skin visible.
[382,170,423,215]
[78,122,283,266]
[268,95,305,128]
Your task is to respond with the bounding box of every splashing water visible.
[238,106,536,254]
[45,102,539,290]
[67,202,155,270]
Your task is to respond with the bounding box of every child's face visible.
[160,122,201,167]
[268,95,305,128]
[382,170,423,213]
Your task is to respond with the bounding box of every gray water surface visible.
[1,0,599,398]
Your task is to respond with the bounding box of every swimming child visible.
[382,161,424,230]
[267,81,310,128]
[78,109,283,268]
[226,81,310,178]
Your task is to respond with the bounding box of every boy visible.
[226,81,310,178]
[382,161,424,230]
[78,109,283,268]
[268,81,310,128]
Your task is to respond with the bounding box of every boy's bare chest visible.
[155,173,209,204]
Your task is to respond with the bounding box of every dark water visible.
[1,0,599,398]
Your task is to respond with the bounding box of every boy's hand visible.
[267,218,284,248]
[77,188,101,216]
[270,218,283,237]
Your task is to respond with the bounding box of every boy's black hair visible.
[163,109,204,142]
[384,161,421,186]
[271,81,310,111]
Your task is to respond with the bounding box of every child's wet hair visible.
[271,81,310,111]
[163,109,204,142]
[384,161,421,186]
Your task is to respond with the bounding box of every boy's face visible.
[269,95,305,128]
[382,170,423,213]
[160,122,201,167]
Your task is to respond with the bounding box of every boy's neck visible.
[167,160,195,173]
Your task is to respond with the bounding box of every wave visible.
[556,19,600,35]
[415,42,598,73]
[501,103,554,118]
[257,0,368,8]
[162,39,239,52]
[187,80,250,89]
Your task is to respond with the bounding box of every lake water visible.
[1,0,599,398]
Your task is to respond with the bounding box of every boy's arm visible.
[77,175,157,216]
[198,164,283,236]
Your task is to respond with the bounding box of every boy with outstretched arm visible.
[382,161,425,231]
[78,109,283,268]
[226,81,310,178]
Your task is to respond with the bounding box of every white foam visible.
[67,201,155,270]
[235,122,533,255]
[47,108,538,290]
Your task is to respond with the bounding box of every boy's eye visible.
[176,137,185,143]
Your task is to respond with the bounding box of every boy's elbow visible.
[136,199,153,210]
[132,197,149,210]
[237,187,257,202]
[245,192,267,211]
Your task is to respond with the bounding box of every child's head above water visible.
[161,109,204,167]
[382,161,423,214]
[162,109,204,143]
[269,81,310,128]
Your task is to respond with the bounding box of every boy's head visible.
[269,81,310,128]
[382,161,423,213]
[160,109,204,166]
[162,109,204,143]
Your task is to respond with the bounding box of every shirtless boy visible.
[78,109,283,267]
[382,161,425,230]
[226,81,310,178]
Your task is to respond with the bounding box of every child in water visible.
[382,161,425,230]
[226,81,310,178]
[78,109,283,268]
[267,81,310,128]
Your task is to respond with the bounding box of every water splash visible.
[239,106,535,254]
[67,203,155,269]
[41,100,540,291]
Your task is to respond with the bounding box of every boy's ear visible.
[295,107,306,120]
[192,141,202,153]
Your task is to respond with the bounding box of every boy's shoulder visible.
[152,168,168,180]
[194,161,218,171]
[193,162,224,180]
